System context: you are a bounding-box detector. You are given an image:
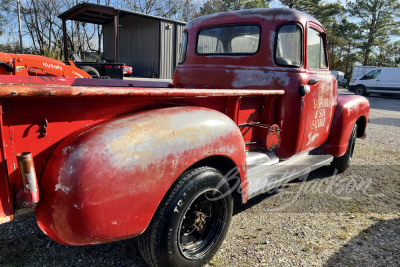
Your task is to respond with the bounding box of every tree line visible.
[0,0,399,80]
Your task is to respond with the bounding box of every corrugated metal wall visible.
[159,21,175,79]
[103,23,114,60]
[104,16,185,79]
[104,15,160,77]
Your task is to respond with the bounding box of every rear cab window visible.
[197,24,261,55]
[275,24,303,67]
[307,27,327,69]
[178,31,188,64]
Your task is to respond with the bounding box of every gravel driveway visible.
[1,89,399,267]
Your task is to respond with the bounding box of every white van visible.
[331,70,347,87]
[351,65,376,81]
[348,67,400,96]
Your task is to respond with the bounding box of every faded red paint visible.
[173,8,336,160]
[0,102,13,224]
[35,107,246,245]
[318,95,370,157]
[0,8,369,251]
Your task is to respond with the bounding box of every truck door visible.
[301,24,336,152]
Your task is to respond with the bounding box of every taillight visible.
[123,66,132,74]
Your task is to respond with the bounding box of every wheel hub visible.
[178,189,227,259]
[191,211,207,231]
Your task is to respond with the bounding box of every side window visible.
[307,28,327,69]
[178,31,188,64]
[275,24,302,67]
[360,69,381,80]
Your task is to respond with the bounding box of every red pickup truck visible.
[0,8,369,267]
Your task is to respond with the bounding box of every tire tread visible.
[137,166,221,267]
[331,124,357,173]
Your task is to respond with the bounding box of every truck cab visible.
[174,8,341,159]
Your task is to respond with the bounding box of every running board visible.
[246,151,333,199]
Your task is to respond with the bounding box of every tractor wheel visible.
[80,66,100,78]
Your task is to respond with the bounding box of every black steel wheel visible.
[137,167,233,267]
[354,86,366,96]
[331,124,358,173]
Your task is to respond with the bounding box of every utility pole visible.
[17,0,24,53]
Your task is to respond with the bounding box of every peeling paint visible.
[61,146,75,156]
[306,133,319,146]
[231,70,289,88]
[54,183,72,193]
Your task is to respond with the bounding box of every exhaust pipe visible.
[15,152,39,208]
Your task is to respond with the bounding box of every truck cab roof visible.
[186,8,322,30]
[179,8,325,69]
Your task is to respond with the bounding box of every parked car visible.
[122,65,133,76]
[348,67,400,96]
[331,70,347,87]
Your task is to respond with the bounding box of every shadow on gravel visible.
[0,213,148,267]
[232,166,335,216]
[323,218,400,266]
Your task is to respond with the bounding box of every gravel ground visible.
[1,89,400,267]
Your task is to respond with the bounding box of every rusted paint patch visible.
[231,70,289,88]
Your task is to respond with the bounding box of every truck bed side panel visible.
[0,102,13,224]
[35,107,246,245]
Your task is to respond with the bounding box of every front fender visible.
[319,95,369,157]
[35,107,246,245]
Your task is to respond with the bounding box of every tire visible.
[80,66,100,78]
[331,124,357,173]
[354,86,365,96]
[137,167,233,267]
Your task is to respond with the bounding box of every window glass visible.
[307,28,327,69]
[275,24,302,67]
[197,25,260,54]
[320,38,327,68]
[178,31,188,64]
[361,69,381,80]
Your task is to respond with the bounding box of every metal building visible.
[58,3,186,79]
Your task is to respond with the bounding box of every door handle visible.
[308,79,320,85]
[376,80,380,81]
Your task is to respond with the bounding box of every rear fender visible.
[318,95,369,157]
[35,107,246,245]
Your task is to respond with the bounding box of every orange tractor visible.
[0,52,91,78]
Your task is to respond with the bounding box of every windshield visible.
[72,54,83,62]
